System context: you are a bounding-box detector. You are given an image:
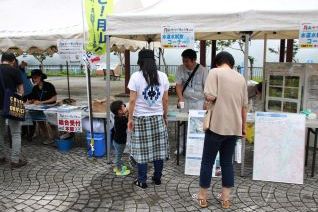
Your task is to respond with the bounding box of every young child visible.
[110,100,130,176]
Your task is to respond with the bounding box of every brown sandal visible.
[198,199,208,208]
[217,193,231,209]
[221,200,231,209]
[192,194,208,208]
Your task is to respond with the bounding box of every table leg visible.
[183,122,186,156]
[311,129,318,177]
[177,121,180,166]
[305,128,311,166]
[241,137,246,177]
[103,118,111,162]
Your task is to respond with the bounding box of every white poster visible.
[57,39,83,62]
[184,110,220,177]
[161,24,195,49]
[58,112,82,133]
[253,112,306,184]
[299,23,318,48]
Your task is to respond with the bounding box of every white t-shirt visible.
[128,71,170,117]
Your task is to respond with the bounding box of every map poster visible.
[253,112,306,184]
[184,110,220,177]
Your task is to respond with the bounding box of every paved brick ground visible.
[1,132,318,212]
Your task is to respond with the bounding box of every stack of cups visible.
[179,101,185,112]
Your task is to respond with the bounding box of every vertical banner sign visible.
[58,112,83,133]
[161,24,195,49]
[85,0,113,55]
[299,23,318,48]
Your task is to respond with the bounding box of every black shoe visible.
[151,176,161,185]
[129,156,137,168]
[0,158,6,165]
[134,179,148,189]
[10,160,27,169]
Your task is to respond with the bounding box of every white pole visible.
[262,33,268,111]
[106,35,111,162]
[81,0,93,141]
[244,34,250,81]
[241,32,250,177]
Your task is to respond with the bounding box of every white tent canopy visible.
[107,0,318,40]
[0,0,153,52]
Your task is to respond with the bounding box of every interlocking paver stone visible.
[0,138,317,212]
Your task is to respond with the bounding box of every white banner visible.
[299,23,318,48]
[57,39,83,62]
[161,24,195,49]
[58,111,82,133]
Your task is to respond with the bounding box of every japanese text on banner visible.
[58,112,82,133]
[161,25,195,49]
[57,39,83,62]
[85,0,113,55]
[299,23,318,48]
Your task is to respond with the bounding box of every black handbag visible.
[0,68,25,121]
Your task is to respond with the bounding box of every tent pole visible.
[241,32,251,177]
[286,39,294,62]
[87,65,94,146]
[158,48,161,71]
[66,60,71,100]
[199,40,206,67]
[106,35,111,162]
[243,34,250,81]
[124,50,130,94]
[279,39,286,62]
[211,40,216,68]
[262,33,267,111]
[81,0,94,156]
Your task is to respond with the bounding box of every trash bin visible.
[86,132,106,157]
[56,138,74,153]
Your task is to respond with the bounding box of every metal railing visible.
[131,65,263,81]
[25,64,264,81]
[26,65,85,75]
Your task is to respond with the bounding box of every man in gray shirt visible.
[176,49,208,111]
[175,49,208,153]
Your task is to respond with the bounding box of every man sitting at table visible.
[28,69,57,144]
[28,69,57,104]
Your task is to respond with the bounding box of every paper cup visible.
[179,101,185,109]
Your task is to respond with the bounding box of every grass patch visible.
[168,74,176,83]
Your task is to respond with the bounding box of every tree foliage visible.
[268,40,299,62]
